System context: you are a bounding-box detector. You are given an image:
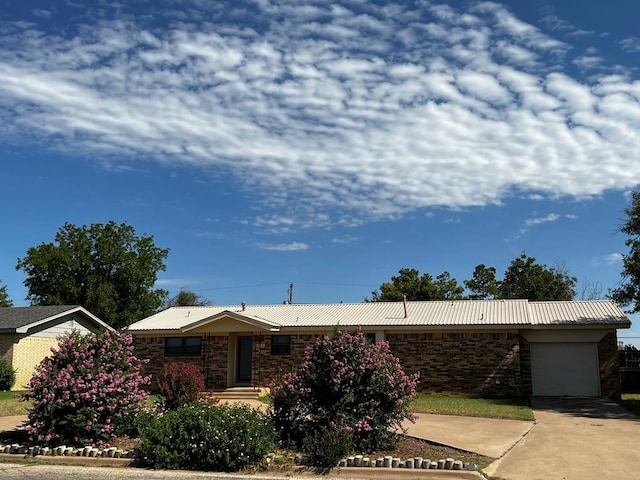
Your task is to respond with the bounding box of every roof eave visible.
[14,306,113,333]
[181,310,281,332]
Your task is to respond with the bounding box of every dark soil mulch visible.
[0,430,491,471]
[369,435,491,467]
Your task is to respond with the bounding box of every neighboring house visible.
[0,305,112,390]
[128,299,631,399]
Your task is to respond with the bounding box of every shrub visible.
[157,362,205,410]
[270,329,419,453]
[0,358,16,391]
[303,425,353,470]
[26,330,150,446]
[136,400,275,471]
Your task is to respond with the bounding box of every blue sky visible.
[1,1,639,344]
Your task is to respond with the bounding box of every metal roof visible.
[127,299,631,333]
[528,301,630,326]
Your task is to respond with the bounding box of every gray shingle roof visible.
[0,305,112,332]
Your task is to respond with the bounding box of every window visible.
[164,337,202,356]
[364,333,376,343]
[271,335,291,355]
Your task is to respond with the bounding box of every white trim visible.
[181,311,281,333]
[15,306,113,333]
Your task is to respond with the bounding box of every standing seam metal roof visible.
[127,300,630,332]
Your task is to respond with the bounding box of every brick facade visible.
[253,333,320,387]
[386,331,523,396]
[133,329,623,398]
[518,335,532,396]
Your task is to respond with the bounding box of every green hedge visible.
[135,401,275,471]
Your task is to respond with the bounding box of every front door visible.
[236,336,253,383]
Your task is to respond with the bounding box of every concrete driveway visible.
[483,397,640,480]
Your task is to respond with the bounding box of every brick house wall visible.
[132,329,623,398]
[518,335,532,396]
[202,335,229,389]
[386,331,523,396]
[135,335,229,390]
[253,333,320,387]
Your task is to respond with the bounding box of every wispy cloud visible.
[0,1,638,231]
[524,213,561,227]
[155,277,203,287]
[331,235,358,245]
[258,242,310,252]
[513,212,576,240]
[620,37,640,53]
[594,253,623,266]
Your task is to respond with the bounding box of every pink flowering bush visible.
[270,330,419,453]
[157,362,205,410]
[26,330,150,446]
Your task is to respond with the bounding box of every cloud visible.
[513,212,575,240]
[331,235,358,245]
[524,213,561,227]
[620,37,640,53]
[155,277,203,287]
[595,253,623,266]
[0,1,639,230]
[258,242,310,252]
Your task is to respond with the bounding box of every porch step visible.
[208,387,269,400]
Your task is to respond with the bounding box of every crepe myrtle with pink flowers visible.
[26,330,150,447]
[270,329,419,453]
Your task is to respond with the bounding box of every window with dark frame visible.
[364,332,376,343]
[271,335,291,355]
[164,336,202,356]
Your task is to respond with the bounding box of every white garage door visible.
[530,343,600,396]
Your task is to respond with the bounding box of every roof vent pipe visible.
[403,295,408,319]
[241,301,246,311]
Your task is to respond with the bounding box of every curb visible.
[0,452,132,467]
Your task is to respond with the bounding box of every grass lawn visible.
[410,394,535,421]
[0,391,30,417]
[619,393,640,417]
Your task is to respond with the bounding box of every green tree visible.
[433,271,464,299]
[163,288,212,308]
[611,191,640,312]
[498,253,576,301]
[0,278,12,307]
[368,267,463,301]
[464,264,500,300]
[16,221,169,329]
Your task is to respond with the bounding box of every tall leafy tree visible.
[16,221,169,329]
[464,264,500,300]
[163,288,212,308]
[368,267,463,301]
[498,253,576,301]
[611,191,640,312]
[433,271,464,300]
[0,278,12,307]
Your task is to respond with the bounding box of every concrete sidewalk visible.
[401,413,534,458]
[0,415,26,433]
